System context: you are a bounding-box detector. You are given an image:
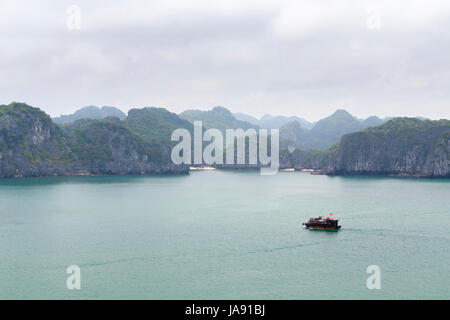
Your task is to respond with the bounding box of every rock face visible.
[283,118,450,177]
[280,149,335,170]
[0,103,78,178]
[328,118,450,177]
[63,118,188,175]
[0,103,188,178]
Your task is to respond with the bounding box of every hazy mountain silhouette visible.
[53,106,126,124]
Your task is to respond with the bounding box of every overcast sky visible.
[1,0,450,121]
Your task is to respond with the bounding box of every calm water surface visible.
[0,171,449,299]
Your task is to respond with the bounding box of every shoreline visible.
[0,171,190,180]
[1,168,449,180]
[189,166,216,171]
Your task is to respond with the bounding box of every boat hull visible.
[304,225,341,231]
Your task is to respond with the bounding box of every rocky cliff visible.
[328,118,450,177]
[283,118,450,177]
[0,103,78,178]
[0,103,188,178]
[280,148,335,170]
[62,117,188,175]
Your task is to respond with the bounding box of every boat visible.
[302,215,341,231]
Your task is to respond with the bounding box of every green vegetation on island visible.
[0,103,188,178]
[0,102,449,178]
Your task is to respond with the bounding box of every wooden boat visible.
[303,215,341,231]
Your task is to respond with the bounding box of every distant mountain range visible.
[53,106,126,124]
[280,109,392,151]
[233,113,314,130]
[180,107,395,151]
[1,102,448,178]
[55,105,393,151]
[180,106,256,131]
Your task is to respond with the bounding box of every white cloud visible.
[270,0,363,38]
[0,0,449,120]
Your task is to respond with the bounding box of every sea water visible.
[0,171,449,299]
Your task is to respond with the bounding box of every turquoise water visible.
[0,170,449,299]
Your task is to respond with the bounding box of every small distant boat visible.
[303,214,341,231]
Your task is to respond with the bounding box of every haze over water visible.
[1,171,449,299]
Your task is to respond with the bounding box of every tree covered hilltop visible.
[0,102,449,178]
